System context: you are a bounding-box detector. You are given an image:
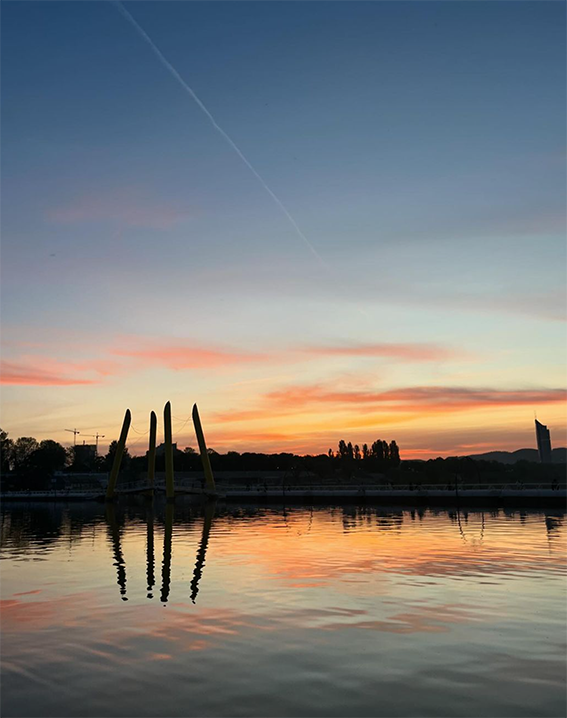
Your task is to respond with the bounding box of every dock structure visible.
[105,409,131,501]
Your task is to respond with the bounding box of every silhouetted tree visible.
[31,440,67,475]
[371,440,384,461]
[16,441,66,489]
[12,437,39,475]
[346,442,354,460]
[1,429,13,474]
[389,440,400,467]
[362,443,369,460]
[354,444,361,461]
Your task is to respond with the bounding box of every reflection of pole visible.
[190,500,215,603]
[105,409,131,501]
[160,502,174,603]
[148,411,157,490]
[105,504,127,601]
[164,402,175,501]
[146,505,155,599]
[192,404,216,495]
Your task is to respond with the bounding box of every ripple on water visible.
[1,504,565,718]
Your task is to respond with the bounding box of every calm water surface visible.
[1,501,565,717]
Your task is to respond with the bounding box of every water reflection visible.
[101,500,217,604]
[160,503,174,604]
[190,500,215,603]
[2,503,566,606]
[146,505,155,599]
[105,504,127,601]
[2,503,565,718]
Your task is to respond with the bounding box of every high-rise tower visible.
[535,419,552,463]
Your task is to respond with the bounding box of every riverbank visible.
[2,484,565,507]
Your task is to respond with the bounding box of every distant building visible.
[535,420,552,463]
[74,443,97,465]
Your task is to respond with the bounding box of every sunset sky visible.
[2,1,566,458]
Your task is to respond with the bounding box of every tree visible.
[31,440,67,475]
[371,440,384,462]
[12,437,39,474]
[354,444,361,461]
[382,440,390,461]
[389,440,400,467]
[338,440,348,459]
[346,442,354,460]
[362,443,369,460]
[15,440,68,488]
[328,448,334,459]
[1,429,13,474]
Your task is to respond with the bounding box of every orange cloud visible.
[0,361,97,386]
[265,384,567,411]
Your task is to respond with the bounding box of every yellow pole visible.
[105,409,131,501]
[164,401,175,501]
[192,404,216,494]
[147,410,157,490]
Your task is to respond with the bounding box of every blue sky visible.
[1,1,565,456]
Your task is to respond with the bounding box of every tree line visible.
[329,439,400,465]
[0,428,401,488]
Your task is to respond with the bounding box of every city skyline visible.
[2,2,566,458]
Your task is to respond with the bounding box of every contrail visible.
[115,2,326,268]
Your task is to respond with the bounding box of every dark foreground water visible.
[1,501,565,718]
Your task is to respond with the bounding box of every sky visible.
[1,1,566,458]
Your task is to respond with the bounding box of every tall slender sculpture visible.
[147,410,157,490]
[105,409,131,501]
[164,401,175,500]
[192,403,216,495]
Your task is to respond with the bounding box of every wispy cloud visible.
[47,190,192,230]
[265,384,567,411]
[211,383,566,429]
[303,343,464,362]
[112,341,265,370]
[0,361,97,387]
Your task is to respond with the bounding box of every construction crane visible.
[65,428,81,445]
[81,432,105,454]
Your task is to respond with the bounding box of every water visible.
[1,501,565,718]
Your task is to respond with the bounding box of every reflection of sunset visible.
[1,504,565,718]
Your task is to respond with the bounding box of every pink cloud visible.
[112,341,266,370]
[0,361,97,387]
